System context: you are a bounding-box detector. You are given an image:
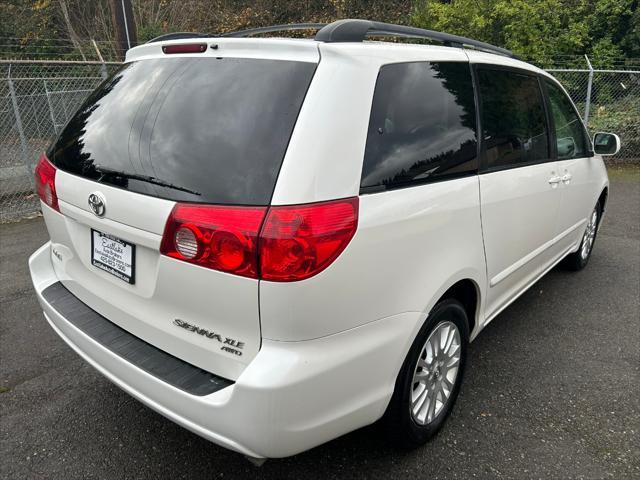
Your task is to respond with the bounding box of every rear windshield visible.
[48,57,316,205]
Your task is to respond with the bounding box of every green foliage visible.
[1,0,63,59]
[588,96,640,158]
[1,0,637,64]
[411,0,638,66]
[591,37,624,68]
[136,23,168,43]
[618,3,640,57]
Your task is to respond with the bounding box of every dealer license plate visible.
[91,229,135,284]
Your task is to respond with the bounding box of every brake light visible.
[160,198,359,282]
[160,204,267,279]
[162,44,207,54]
[260,198,359,281]
[34,153,59,212]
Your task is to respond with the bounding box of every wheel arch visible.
[382,275,481,431]
[598,186,608,215]
[440,279,480,338]
[412,272,484,351]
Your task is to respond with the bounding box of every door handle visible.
[548,176,561,187]
[561,173,572,184]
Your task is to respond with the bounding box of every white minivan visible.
[29,20,618,462]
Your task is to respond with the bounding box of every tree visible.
[59,0,86,60]
[411,0,638,66]
[1,0,636,64]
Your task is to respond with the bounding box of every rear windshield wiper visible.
[93,166,201,196]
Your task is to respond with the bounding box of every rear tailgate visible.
[45,175,260,380]
[42,40,319,380]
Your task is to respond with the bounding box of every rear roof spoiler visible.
[147,32,213,43]
[146,19,516,59]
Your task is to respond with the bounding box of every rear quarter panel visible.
[260,177,487,341]
[263,44,485,342]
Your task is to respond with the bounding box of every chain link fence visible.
[548,64,640,163]
[1,58,639,222]
[0,60,121,222]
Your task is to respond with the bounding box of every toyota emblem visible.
[88,192,106,217]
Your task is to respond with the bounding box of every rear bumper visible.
[29,242,418,458]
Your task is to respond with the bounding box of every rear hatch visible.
[43,41,318,380]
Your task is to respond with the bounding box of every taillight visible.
[160,204,267,279]
[34,153,59,212]
[260,198,359,281]
[161,198,359,282]
[162,44,207,54]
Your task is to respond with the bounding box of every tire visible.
[562,201,601,271]
[384,299,469,448]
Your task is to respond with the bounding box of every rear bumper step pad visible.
[42,282,233,396]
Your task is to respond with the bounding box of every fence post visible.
[7,64,30,168]
[44,79,59,135]
[92,39,108,80]
[584,54,594,125]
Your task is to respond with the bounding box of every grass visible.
[606,163,640,182]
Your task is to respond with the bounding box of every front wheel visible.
[384,299,469,448]
[563,201,601,271]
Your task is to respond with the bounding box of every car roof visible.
[126,37,549,79]
[126,19,549,79]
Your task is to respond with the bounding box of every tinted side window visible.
[477,68,549,169]
[361,62,477,190]
[544,79,588,159]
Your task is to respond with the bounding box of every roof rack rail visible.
[147,32,212,43]
[146,20,515,59]
[314,19,516,58]
[221,23,326,38]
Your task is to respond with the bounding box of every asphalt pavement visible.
[1,167,638,479]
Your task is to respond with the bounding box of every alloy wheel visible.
[581,207,599,260]
[410,321,461,425]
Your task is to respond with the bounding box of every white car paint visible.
[261,176,486,341]
[479,162,564,320]
[29,34,610,459]
[31,240,420,458]
[556,156,609,251]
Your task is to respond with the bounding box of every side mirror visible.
[593,132,621,156]
[557,136,576,158]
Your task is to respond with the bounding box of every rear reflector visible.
[34,153,59,212]
[161,198,359,282]
[162,44,207,54]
